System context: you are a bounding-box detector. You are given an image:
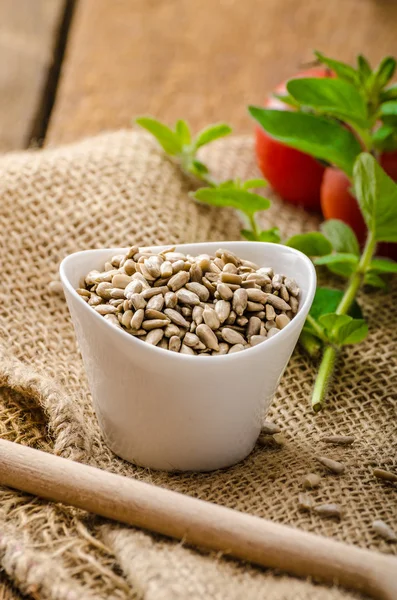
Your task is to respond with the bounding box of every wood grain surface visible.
[47,0,397,145]
[0,0,67,152]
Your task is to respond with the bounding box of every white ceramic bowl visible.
[60,242,316,472]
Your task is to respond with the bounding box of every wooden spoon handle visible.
[0,439,395,599]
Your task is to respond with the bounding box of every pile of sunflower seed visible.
[78,246,300,355]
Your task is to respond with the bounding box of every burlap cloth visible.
[0,131,395,600]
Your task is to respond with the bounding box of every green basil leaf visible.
[379,101,397,126]
[372,124,397,152]
[248,107,362,176]
[190,159,209,175]
[135,117,182,155]
[242,178,268,190]
[373,57,396,91]
[318,313,352,337]
[285,232,333,257]
[175,119,191,145]
[272,93,300,108]
[314,51,358,84]
[194,123,232,149]
[334,318,368,345]
[357,55,372,83]
[368,257,397,274]
[320,219,360,256]
[241,229,257,241]
[259,227,281,243]
[326,261,357,278]
[380,83,397,102]
[309,287,362,321]
[353,153,397,242]
[364,272,388,290]
[218,180,235,189]
[193,188,270,217]
[287,78,368,127]
[314,253,359,267]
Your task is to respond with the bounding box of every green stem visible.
[311,231,376,411]
[305,315,328,342]
[311,346,337,412]
[249,214,260,240]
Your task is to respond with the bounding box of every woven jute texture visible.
[0,131,396,600]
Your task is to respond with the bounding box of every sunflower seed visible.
[250,335,266,347]
[203,305,221,330]
[223,262,238,274]
[275,314,290,329]
[221,249,240,266]
[190,263,203,283]
[123,259,137,276]
[129,293,147,311]
[215,300,231,324]
[372,520,397,542]
[302,473,321,489]
[167,271,190,291]
[246,288,268,304]
[145,329,164,345]
[88,293,103,306]
[164,291,178,309]
[94,304,117,315]
[236,316,248,326]
[289,296,299,313]
[147,294,165,311]
[232,288,248,316]
[104,314,122,327]
[280,285,290,303]
[225,310,237,325]
[321,435,355,445]
[196,324,219,351]
[180,344,196,355]
[121,309,133,328]
[169,335,182,352]
[221,327,245,345]
[316,456,346,474]
[76,288,91,297]
[164,308,190,328]
[186,282,210,302]
[298,493,313,512]
[314,504,343,519]
[145,309,169,320]
[262,421,281,434]
[373,468,397,483]
[285,277,300,297]
[212,343,230,355]
[125,280,143,295]
[267,294,291,311]
[181,306,193,318]
[164,323,182,338]
[267,328,280,339]
[247,301,265,312]
[228,343,245,353]
[183,332,202,348]
[96,282,113,299]
[192,305,204,325]
[220,272,242,285]
[176,288,201,306]
[217,282,234,301]
[141,287,167,299]
[202,276,216,294]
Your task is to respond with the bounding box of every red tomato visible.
[321,157,397,259]
[255,66,332,210]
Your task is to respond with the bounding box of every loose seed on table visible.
[302,473,321,489]
[298,493,313,512]
[372,520,397,542]
[316,456,346,475]
[373,468,397,483]
[261,421,281,435]
[321,435,355,445]
[314,504,343,519]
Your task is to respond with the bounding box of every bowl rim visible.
[60,241,317,362]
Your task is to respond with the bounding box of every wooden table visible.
[0,0,397,596]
